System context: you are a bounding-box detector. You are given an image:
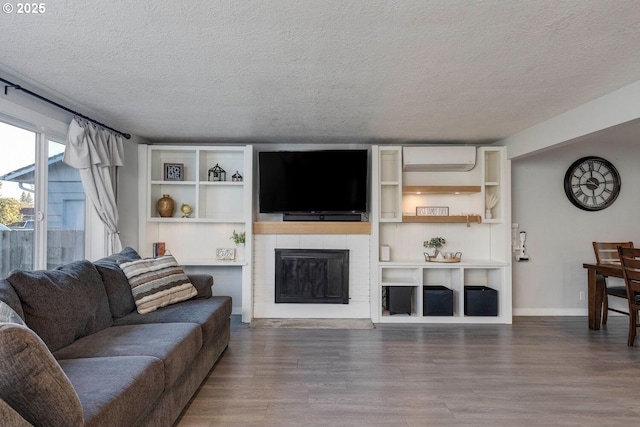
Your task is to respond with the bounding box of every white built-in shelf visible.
[401,215,482,224]
[199,181,244,186]
[402,185,481,194]
[373,145,511,325]
[379,260,509,267]
[180,259,247,267]
[139,144,254,322]
[147,217,246,223]
[150,180,197,185]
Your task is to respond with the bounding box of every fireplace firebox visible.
[274,249,349,304]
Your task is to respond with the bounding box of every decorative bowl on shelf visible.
[424,251,462,263]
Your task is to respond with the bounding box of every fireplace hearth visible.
[275,249,349,304]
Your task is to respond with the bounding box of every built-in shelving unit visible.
[147,147,247,222]
[481,147,505,223]
[138,145,253,320]
[372,145,511,324]
[378,146,403,222]
[380,261,508,323]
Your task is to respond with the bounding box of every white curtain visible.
[63,118,125,255]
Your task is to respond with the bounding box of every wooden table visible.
[583,262,624,330]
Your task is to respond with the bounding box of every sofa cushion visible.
[7,260,113,351]
[94,246,141,318]
[0,322,83,427]
[0,278,24,320]
[59,356,164,427]
[120,255,197,314]
[54,323,202,389]
[114,296,232,344]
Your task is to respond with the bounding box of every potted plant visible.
[423,237,446,258]
[230,230,246,260]
[230,230,245,246]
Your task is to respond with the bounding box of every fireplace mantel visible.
[253,221,370,235]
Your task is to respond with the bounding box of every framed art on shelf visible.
[215,248,236,261]
[416,206,449,216]
[164,163,184,181]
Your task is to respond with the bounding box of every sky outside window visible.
[0,121,64,199]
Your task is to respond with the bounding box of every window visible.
[0,121,85,276]
[46,139,85,268]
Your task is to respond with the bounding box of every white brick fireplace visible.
[252,233,371,319]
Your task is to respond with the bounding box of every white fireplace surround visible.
[252,234,370,319]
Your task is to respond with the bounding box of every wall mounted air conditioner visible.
[402,146,476,172]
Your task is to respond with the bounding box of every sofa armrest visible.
[187,274,213,298]
[0,398,33,427]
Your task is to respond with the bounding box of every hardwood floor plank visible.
[177,316,640,427]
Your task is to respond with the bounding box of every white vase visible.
[235,244,245,261]
[485,208,493,219]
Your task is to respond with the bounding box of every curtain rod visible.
[1,76,131,140]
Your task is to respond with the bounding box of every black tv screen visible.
[259,150,368,214]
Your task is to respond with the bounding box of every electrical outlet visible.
[579,291,585,301]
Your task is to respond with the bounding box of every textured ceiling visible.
[2,0,640,143]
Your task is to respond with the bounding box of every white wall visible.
[511,129,640,315]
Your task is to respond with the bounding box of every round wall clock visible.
[563,156,621,211]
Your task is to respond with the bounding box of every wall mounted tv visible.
[259,150,368,221]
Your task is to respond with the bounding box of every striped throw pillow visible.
[119,255,197,314]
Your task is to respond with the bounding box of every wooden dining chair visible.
[592,242,634,324]
[617,246,640,346]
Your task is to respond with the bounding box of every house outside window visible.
[0,121,85,276]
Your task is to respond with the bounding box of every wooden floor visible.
[177,316,640,427]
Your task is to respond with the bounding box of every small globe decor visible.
[180,203,192,218]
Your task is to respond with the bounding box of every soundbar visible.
[283,213,363,222]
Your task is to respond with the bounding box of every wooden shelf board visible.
[402,215,482,224]
[253,221,371,235]
[403,185,481,194]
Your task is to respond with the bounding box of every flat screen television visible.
[259,150,368,219]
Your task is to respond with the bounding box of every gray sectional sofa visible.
[0,247,231,427]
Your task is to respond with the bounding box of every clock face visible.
[563,156,621,211]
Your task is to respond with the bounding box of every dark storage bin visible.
[423,286,453,316]
[464,286,498,316]
[386,286,413,315]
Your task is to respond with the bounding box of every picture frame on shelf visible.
[416,206,449,216]
[215,248,236,261]
[164,163,184,181]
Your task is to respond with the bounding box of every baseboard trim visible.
[514,308,587,316]
[250,318,375,329]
